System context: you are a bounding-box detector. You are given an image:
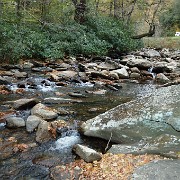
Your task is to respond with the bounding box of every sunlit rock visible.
[156,73,170,83]
[26,115,42,132]
[144,49,161,58]
[6,116,25,128]
[127,58,152,69]
[73,144,102,163]
[36,120,52,143]
[31,103,58,121]
[81,85,180,144]
[111,68,129,79]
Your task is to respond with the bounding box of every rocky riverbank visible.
[0,48,180,179]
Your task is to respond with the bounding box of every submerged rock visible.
[81,85,180,145]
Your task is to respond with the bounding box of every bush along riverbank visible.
[0,47,180,179]
[0,16,142,64]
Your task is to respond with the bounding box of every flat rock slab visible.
[31,103,58,120]
[44,97,82,104]
[81,85,180,144]
[131,160,180,180]
[13,98,38,110]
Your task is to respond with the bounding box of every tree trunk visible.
[113,0,119,18]
[131,24,155,39]
[72,0,87,24]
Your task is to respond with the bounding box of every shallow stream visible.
[0,71,158,179]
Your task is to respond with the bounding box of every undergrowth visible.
[0,16,142,63]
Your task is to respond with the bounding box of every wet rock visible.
[109,71,119,80]
[0,139,17,160]
[130,67,141,73]
[55,82,67,86]
[1,64,22,70]
[56,127,69,134]
[13,70,28,78]
[85,89,106,95]
[49,70,77,81]
[90,71,112,80]
[32,67,53,72]
[73,144,102,163]
[153,62,176,73]
[26,115,42,132]
[44,97,82,104]
[105,84,119,91]
[57,108,70,115]
[131,160,180,180]
[130,72,141,79]
[15,164,49,179]
[111,68,129,79]
[78,63,86,72]
[81,85,180,144]
[13,98,38,110]
[68,92,87,98]
[36,120,52,143]
[0,76,11,85]
[50,165,82,180]
[33,155,63,168]
[31,103,58,121]
[0,71,14,76]
[6,116,25,128]
[31,60,44,67]
[156,73,170,83]
[97,62,116,70]
[140,70,153,78]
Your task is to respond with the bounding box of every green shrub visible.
[0,17,142,63]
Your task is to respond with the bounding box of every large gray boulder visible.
[131,160,180,180]
[81,85,180,144]
[31,103,58,120]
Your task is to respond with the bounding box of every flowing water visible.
[0,71,159,179]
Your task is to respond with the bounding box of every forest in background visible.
[0,0,179,62]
